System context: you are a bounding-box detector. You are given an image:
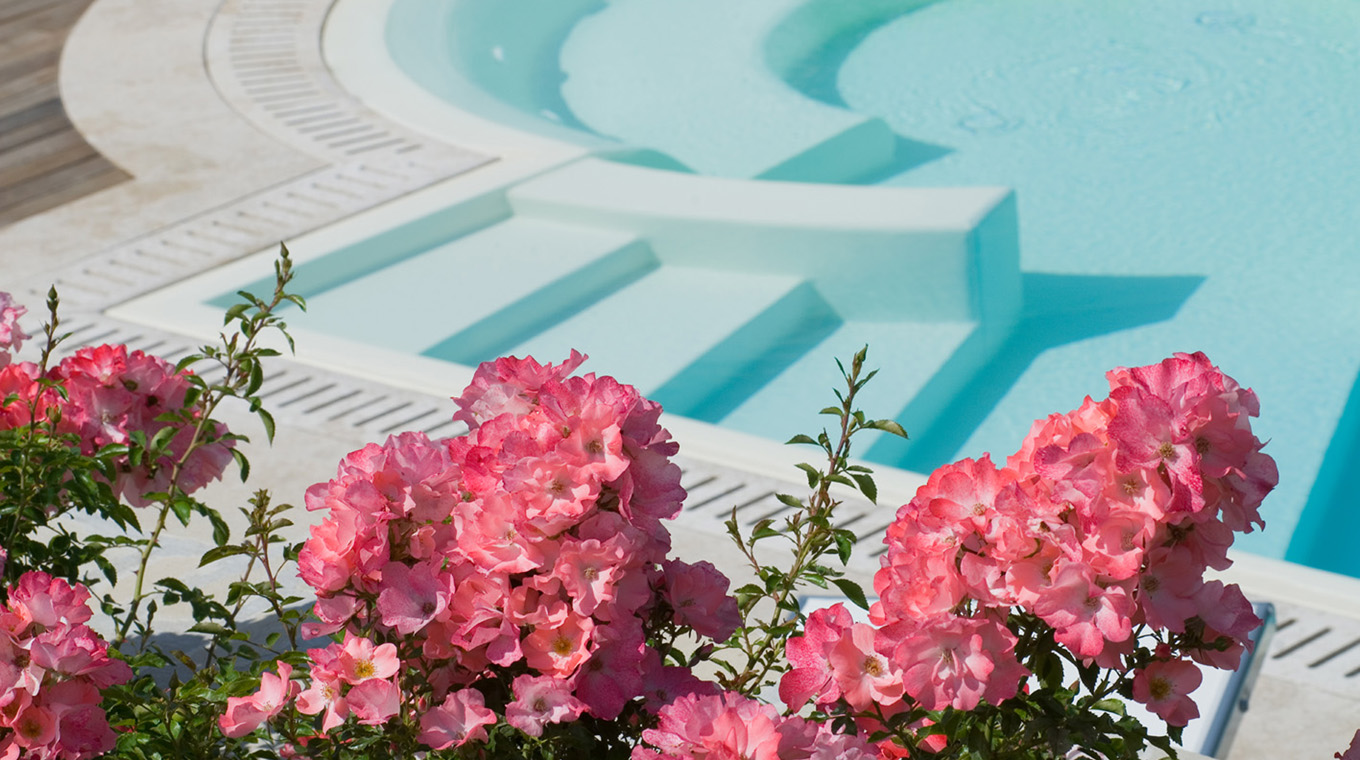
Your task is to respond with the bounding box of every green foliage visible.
[716,346,904,697]
[1,247,317,759]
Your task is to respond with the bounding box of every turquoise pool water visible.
[363,0,1360,575]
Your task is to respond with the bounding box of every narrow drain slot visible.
[679,474,717,491]
[733,491,777,516]
[687,484,745,511]
[1271,627,1332,659]
[303,389,361,414]
[328,395,386,422]
[256,375,310,399]
[355,402,410,427]
[835,512,870,532]
[348,137,408,155]
[750,503,797,524]
[380,408,440,434]
[422,418,460,437]
[1308,637,1360,668]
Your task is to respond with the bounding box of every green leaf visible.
[868,419,909,439]
[149,425,177,454]
[157,577,191,594]
[230,447,251,481]
[256,407,275,444]
[223,303,250,326]
[830,579,869,610]
[819,406,843,417]
[775,493,804,510]
[850,472,878,504]
[208,509,230,547]
[1092,698,1127,716]
[794,463,821,488]
[199,545,249,567]
[749,520,780,542]
[170,497,194,527]
[785,433,817,446]
[246,358,264,397]
[833,530,855,564]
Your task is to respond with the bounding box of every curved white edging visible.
[324,0,586,172]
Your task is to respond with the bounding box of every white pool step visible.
[719,319,981,446]
[558,0,896,181]
[301,217,655,355]
[504,265,839,414]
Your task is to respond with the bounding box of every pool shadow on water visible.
[1287,368,1360,577]
[851,135,954,184]
[870,272,1205,473]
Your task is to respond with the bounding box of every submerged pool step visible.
[502,265,841,414]
[720,319,984,462]
[301,217,656,355]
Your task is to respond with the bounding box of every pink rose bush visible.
[0,572,131,760]
[781,352,1276,754]
[273,353,745,753]
[0,341,234,511]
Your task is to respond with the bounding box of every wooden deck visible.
[0,0,130,228]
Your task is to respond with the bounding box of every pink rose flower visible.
[218,662,299,738]
[660,560,741,642]
[505,674,586,737]
[418,688,496,750]
[1132,658,1202,726]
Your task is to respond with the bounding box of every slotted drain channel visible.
[674,460,889,577]
[206,0,488,165]
[1259,601,1360,698]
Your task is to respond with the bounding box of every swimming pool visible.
[385,0,1360,578]
[122,0,1360,577]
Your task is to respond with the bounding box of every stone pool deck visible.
[1,0,1357,756]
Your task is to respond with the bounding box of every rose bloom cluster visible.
[637,690,877,760]
[783,352,1276,737]
[253,353,742,750]
[0,572,131,760]
[0,292,233,509]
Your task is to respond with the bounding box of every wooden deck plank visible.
[0,128,98,186]
[0,0,130,228]
[0,98,65,152]
[0,153,126,226]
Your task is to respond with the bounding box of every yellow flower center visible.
[1149,675,1173,701]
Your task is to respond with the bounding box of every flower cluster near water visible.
[784,352,1277,748]
[0,268,1314,759]
[259,351,744,748]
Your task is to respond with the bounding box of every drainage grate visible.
[1260,602,1360,697]
[205,0,490,166]
[673,458,885,577]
